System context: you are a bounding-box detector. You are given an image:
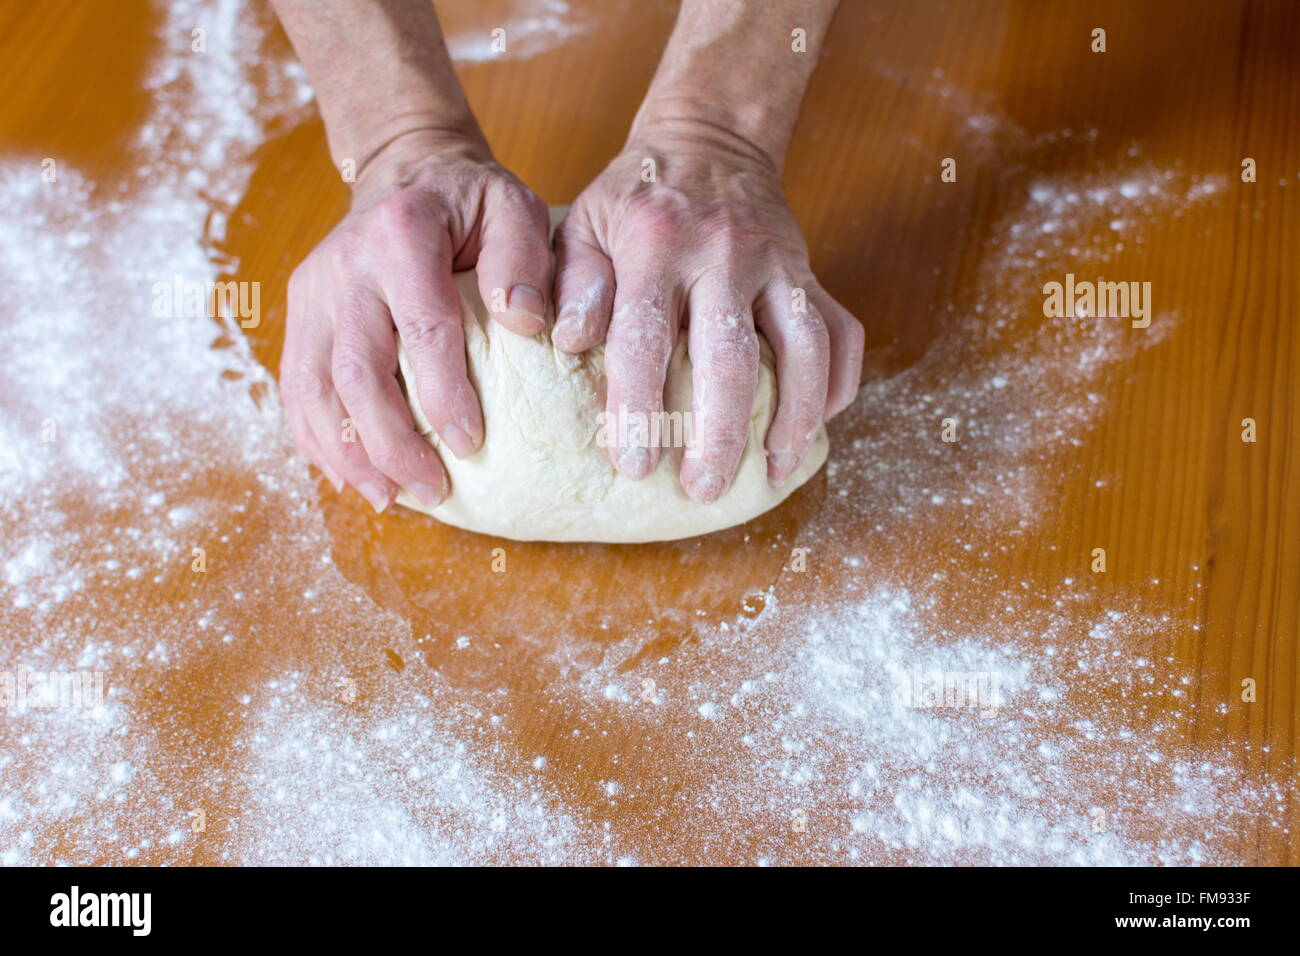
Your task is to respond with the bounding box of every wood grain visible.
[3,0,1296,864]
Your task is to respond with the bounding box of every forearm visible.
[269,0,486,177]
[630,0,839,170]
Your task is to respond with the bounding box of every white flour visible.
[442,0,592,64]
[0,0,593,866]
[0,0,1285,866]
[556,586,1278,865]
[523,56,1276,867]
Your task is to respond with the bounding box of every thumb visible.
[552,208,615,354]
[473,179,553,335]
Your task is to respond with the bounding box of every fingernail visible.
[768,450,799,482]
[322,465,345,492]
[508,284,546,320]
[407,481,444,507]
[552,313,579,350]
[441,423,476,458]
[357,481,390,513]
[688,472,725,503]
[618,446,651,479]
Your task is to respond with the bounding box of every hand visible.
[551,121,864,502]
[279,130,552,512]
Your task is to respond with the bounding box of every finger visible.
[331,290,449,510]
[474,180,553,336]
[808,280,864,418]
[280,331,341,491]
[754,281,830,484]
[552,211,615,353]
[288,409,343,492]
[281,312,399,512]
[380,230,483,458]
[679,280,760,503]
[308,387,403,513]
[278,282,347,493]
[602,257,680,479]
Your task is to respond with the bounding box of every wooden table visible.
[2,0,1295,865]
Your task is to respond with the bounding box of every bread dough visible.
[394,208,829,543]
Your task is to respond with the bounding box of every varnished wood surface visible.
[3,0,1297,864]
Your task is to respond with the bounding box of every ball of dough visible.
[394,209,829,543]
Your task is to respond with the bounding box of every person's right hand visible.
[279,130,552,512]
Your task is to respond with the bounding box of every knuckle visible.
[519,187,549,222]
[787,314,832,357]
[280,362,332,406]
[606,323,673,375]
[372,189,427,235]
[495,177,548,221]
[705,233,748,270]
[706,328,760,382]
[370,440,423,478]
[399,314,455,353]
[627,196,686,246]
[700,210,766,262]
[326,236,363,276]
[331,349,374,396]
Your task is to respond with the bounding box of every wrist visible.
[628,98,788,173]
[631,0,838,172]
[334,106,487,178]
[349,125,492,205]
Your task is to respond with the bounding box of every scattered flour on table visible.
[0,0,592,866]
[0,0,1283,866]
[442,0,592,64]
[529,84,1280,865]
[559,587,1282,865]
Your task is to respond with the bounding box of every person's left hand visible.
[550,122,863,502]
